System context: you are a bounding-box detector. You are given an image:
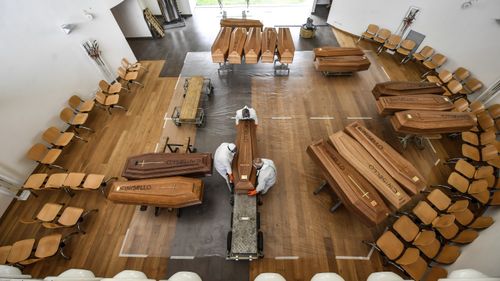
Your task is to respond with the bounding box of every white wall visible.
[140,0,162,15]
[0,0,136,216]
[327,0,500,93]
[112,0,152,38]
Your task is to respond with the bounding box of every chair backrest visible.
[454,67,470,82]
[366,24,379,35]
[386,34,401,45]
[426,189,451,211]
[448,172,469,193]
[98,80,110,91]
[392,215,420,242]
[376,29,391,40]
[470,100,485,114]
[376,231,404,260]
[95,91,107,105]
[400,39,416,51]
[412,201,437,225]
[42,127,61,144]
[481,144,498,161]
[59,108,75,123]
[477,111,494,130]
[109,82,122,93]
[447,80,463,94]
[453,98,469,112]
[27,143,48,161]
[117,67,127,79]
[121,58,130,68]
[418,46,434,58]
[431,53,447,67]
[34,234,62,258]
[438,69,453,83]
[487,104,500,119]
[454,159,475,178]
[465,78,483,93]
[68,95,82,110]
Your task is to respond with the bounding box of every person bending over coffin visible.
[214,142,237,192]
[248,158,276,196]
[235,105,258,125]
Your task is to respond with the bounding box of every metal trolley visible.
[171,77,213,127]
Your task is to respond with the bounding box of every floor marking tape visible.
[435,158,441,166]
[426,138,437,154]
[335,246,374,260]
[164,112,169,120]
[310,116,335,120]
[346,117,372,120]
[170,256,195,260]
[380,66,390,80]
[154,143,159,153]
[274,256,299,260]
[119,229,148,258]
[174,76,181,90]
[163,119,168,128]
[271,116,292,120]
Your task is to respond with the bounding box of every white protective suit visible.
[214,142,236,191]
[235,105,258,125]
[255,159,276,194]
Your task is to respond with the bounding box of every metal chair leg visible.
[48,164,67,172]
[63,187,75,197]
[112,105,127,112]
[131,80,144,88]
[73,134,88,142]
[59,231,79,260]
[77,125,94,133]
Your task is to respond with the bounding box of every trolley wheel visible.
[230,195,234,206]
[257,231,264,252]
[174,121,181,127]
[257,212,261,230]
[227,231,232,252]
[230,212,234,227]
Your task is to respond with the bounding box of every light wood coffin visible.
[390,110,477,134]
[180,76,204,121]
[122,153,213,180]
[220,18,263,29]
[261,27,277,63]
[314,56,371,73]
[243,27,262,64]
[372,81,445,99]
[344,122,426,195]
[228,27,247,64]
[232,120,257,193]
[307,139,390,226]
[329,132,411,209]
[211,27,232,63]
[277,28,295,64]
[108,177,204,209]
[376,94,454,116]
[313,47,365,58]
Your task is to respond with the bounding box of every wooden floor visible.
[0,29,458,281]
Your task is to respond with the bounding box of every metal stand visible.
[273,59,290,76]
[321,71,353,77]
[313,180,343,213]
[218,61,233,75]
[398,134,425,150]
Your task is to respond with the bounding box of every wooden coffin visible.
[180,76,204,121]
[307,139,390,226]
[344,122,426,195]
[314,56,371,72]
[232,120,257,193]
[372,81,445,99]
[228,28,247,64]
[122,153,213,180]
[329,132,411,209]
[108,177,204,209]
[261,27,277,63]
[211,27,232,63]
[244,27,262,64]
[376,94,454,116]
[390,110,477,135]
[313,47,365,58]
[277,28,295,64]
[220,18,263,29]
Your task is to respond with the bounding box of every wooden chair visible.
[26,144,65,171]
[488,104,500,119]
[98,80,124,94]
[412,45,434,63]
[20,203,64,224]
[372,28,391,45]
[121,58,148,72]
[68,95,95,113]
[453,67,470,83]
[371,231,427,281]
[459,78,483,95]
[42,207,98,234]
[434,171,490,204]
[426,189,493,229]
[118,67,143,90]
[21,173,48,197]
[397,39,416,63]
[6,238,35,265]
[42,127,86,148]
[412,201,478,244]
[95,92,127,115]
[377,34,401,54]
[0,246,11,264]
[60,108,94,134]
[357,24,379,42]
[477,111,494,132]
[392,215,460,264]
[425,69,452,86]
[421,53,447,77]
[69,174,113,195]
[443,80,463,97]
[17,232,78,265]
[470,100,486,114]
[453,98,469,112]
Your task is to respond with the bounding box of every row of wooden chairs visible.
[21,172,113,197]
[357,24,416,63]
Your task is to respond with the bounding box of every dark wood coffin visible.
[372,81,445,99]
[108,177,204,209]
[228,27,247,64]
[344,122,426,195]
[261,27,277,63]
[277,28,295,64]
[376,94,454,116]
[314,56,371,72]
[313,47,365,58]
[244,27,262,64]
[307,139,390,227]
[391,110,477,134]
[220,18,263,29]
[232,120,257,193]
[329,131,411,209]
[211,27,232,63]
[122,153,213,180]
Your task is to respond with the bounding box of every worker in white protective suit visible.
[214,142,237,192]
[235,105,258,125]
[248,158,276,196]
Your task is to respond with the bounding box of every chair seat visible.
[24,173,48,189]
[471,190,490,204]
[396,247,419,265]
[79,100,95,112]
[423,267,448,281]
[54,132,74,146]
[487,156,500,168]
[393,215,419,242]
[401,255,427,281]
[451,229,478,244]
[423,61,437,69]
[452,209,474,226]
[362,32,374,39]
[468,179,488,194]
[490,192,500,205]
[435,221,459,240]
[83,174,105,189]
[0,246,12,264]
[58,207,84,226]
[64,173,86,188]
[434,245,460,264]
[124,71,139,81]
[413,53,426,61]
[480,131,496,145]
[454,159,475,179]
[383,43,398,50]
[413,232,439,259]
[426,75,442,85]
[433,214,455,228]
[374,37,386,44]
[7,239,35,263]
[447,200,469,212]
[397,48,411,56]
[45,173,68,188]
[448,172,469,193]
[72,113,89,125]
[462,144,480,162]
[468,216,494,229]
[484,174,495,188]
[106,94,120,106]
[474,165,493,179]
[37,203,63,222]
[41,149,62,164]
[461,132,479,146]
[34,234,62,258]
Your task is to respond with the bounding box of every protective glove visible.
[229,173,234,182]
[247,189,257,196]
